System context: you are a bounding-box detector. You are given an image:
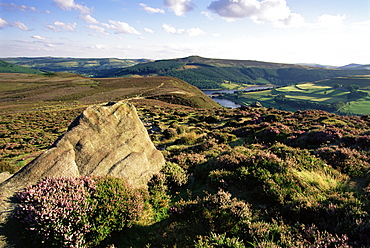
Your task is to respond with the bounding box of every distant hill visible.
[296,63,338,69]
[3,56,369,89]
[0,59,42,74]
[1,57,152,77]
[108,56,370,89]
[338,63,370,70]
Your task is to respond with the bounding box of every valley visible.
[0,57,369,247]
[218,75,370,115]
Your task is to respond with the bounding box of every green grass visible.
[338,95,370,115]
[224,78,370,115]
[317,75,370,89]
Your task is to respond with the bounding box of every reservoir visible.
[202,86,272,108]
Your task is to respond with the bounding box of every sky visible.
[0,0,369,66]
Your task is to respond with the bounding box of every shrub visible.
[210,131,237,143]
[263,114,283,123]
[302,224,350,248]
[202,190,252,235]
[0,160,21,173]
[16,177,96,247]
[195,232,246,248]
[163,128,178,139]
[170,190,252,237]
[87,176,145,245]
[161,162,188,187]
[16,176,145,247]
[208,169,235,188]
[315,146,369,177]
[246,220,304,247]
[215,150,249,170]
[307,127,343,145]
[171,152,207,170]
[356,135,370,149]
[147,173,171,222]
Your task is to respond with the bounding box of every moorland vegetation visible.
[0,72,369,247]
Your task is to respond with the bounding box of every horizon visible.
[1,55,365,68]
[1,0,369,66]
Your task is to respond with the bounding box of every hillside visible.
[0,72,218,114]
[0,62,369,247]
[339,63,370,70]
[0,59,42,74]
[1,95,369,247]
[1,57,151,77]
[108,56,370,89]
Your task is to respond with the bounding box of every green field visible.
[224,76,370,115]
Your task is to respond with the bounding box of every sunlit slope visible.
[0,73,219,113]
[0,60,42,74]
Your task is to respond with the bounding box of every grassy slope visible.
[1,57,151,77]
[0,60,42,74]
[0,73,218,113]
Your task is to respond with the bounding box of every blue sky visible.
[0,0,369,66]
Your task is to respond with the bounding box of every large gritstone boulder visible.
[0,101,165,196]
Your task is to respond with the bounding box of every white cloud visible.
[0,3,39,12]
[13,21,30,31]
[162,23,185,34]
[52,0,90,14]
[164,0,195,16]
[45,24,60,32]
[0,18,9,28]
[90,44,108,50]
[187,28,205,36]
[54,21,77,31]
[201,11,214,20]
[317,14,345,29]
[144,28,155,33]
[81,14,99,24]
[87,25,109,35]
[351,20,370,32]
[102,20,141,35]
[32,35,46,40]
[208,0,304,26]
[162,24,206,36]
[212,33,221,37]
[274,13,306,27]
[139,3,165,14]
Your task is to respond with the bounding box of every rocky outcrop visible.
[0,101,165,196]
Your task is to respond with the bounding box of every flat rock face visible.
[0,101,165,195]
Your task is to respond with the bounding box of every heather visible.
[2,100,370,247]
[15,176,145,247]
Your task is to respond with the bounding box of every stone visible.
[0,101,165,195]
